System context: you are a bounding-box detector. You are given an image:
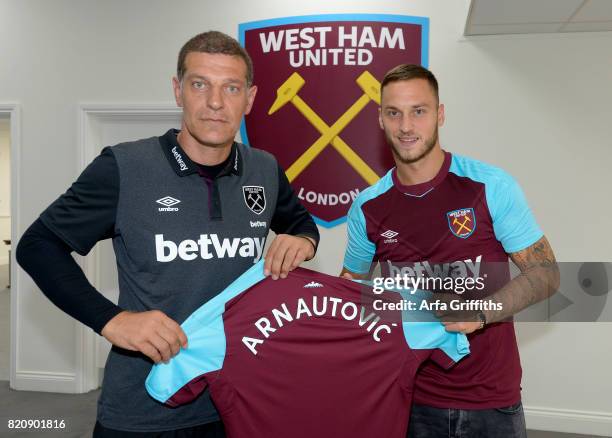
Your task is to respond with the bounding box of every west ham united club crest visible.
[243,186,266,214]
[239,14,429,227]
[447,208,476,239]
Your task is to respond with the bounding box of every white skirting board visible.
[12,371,79,394]
[525,405,612,437]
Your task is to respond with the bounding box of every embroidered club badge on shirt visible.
[243,186,266,214]
[447,208,476,239]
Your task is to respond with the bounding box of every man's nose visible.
[399,115,414,133]
[207,86,223,110]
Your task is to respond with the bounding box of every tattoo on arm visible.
[485,236,560,323]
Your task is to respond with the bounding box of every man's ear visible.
[245,85,258,115]
[172,77,183,108]
[437,103,445,127]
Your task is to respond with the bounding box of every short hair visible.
[381,64,439,102]
[177,31,254,86]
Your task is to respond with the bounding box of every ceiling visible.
[465,0,612,35]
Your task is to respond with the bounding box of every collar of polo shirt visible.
[160,128,242,178]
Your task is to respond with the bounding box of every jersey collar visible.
[160,129,242,178]
[392,150,451,197]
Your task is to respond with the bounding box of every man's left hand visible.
[264,234,315,280]
[430,293,483,335]
[441,320,482,334]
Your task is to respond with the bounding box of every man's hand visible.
[101,310,188,364]
[441,320,482,334]
[264,234,316,280]
[428,293,483,334]
[339,268,368,281]
[437,305,482,334]
[341,271,354,280]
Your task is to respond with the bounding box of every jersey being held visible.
[146,262,469,438]
[343,151,543,409]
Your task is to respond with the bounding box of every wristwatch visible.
[476,311,487,330]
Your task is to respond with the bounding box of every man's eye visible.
[387,110,399,117]
[193,81,205,89]
[414,108,425,116]
[226,85,240,94]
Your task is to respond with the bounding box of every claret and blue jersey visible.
[343,151,543,409]
[146,260,469,438]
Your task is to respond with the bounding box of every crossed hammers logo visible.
[453,216,473,235]
[248,193,264,211]
[268,71,382,184]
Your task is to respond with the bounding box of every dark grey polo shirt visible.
[37,129,319,432]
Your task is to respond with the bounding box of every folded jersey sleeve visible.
[146,261,267,406]
[145,313,227,406]
[402,320,470,369]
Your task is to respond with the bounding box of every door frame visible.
[0,103,21,388]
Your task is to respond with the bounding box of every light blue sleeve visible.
[343,200,376,275]
[145,260,266,404]
[486,171,543,253]
[343,171,394,275]
[450,155,543,254]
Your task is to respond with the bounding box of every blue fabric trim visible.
[401,319,470,363]
[146,261,266,403]
[343,170,395,274]
[397,289,470,362]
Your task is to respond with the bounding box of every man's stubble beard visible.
[388,125,439,165]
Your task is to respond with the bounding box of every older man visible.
[17,31,318,437]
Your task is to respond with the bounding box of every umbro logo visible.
[380,230,398,239]
[381,230,398,244]
[156,196,181,212]
[304,281,323,288]
[157,196,181,207]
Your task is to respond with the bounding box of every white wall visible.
[0,118,10,265]
[2,0,610,435]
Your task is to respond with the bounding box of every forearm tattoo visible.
[485,236,560,323]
